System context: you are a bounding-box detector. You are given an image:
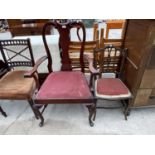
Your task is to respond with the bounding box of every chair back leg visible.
[0,106,7,117]
[28,99,39,119]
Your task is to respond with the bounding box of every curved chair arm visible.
[84,54,100,87]
[24,55,48,78]
[84,54,99,75]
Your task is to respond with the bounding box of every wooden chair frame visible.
[0,39,39,119]
[25,21,96,127]
[85,45,132,120]
[0,106,7,117]
[0,60,7,117]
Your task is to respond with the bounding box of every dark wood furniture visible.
[0,60,7,117]
[7,19,51,37]
[0,106,7,117]
[0,39,40,118]
[0,59,8,78]
[123,19,155,108]
[25,21,96,127]
[86,45,132,120]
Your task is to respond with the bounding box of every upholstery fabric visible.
[36,71,92,100]
[95,78,131,99]
[0,70,36,99]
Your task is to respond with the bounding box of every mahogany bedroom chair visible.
[85,45,132,120]
[0,39,40,119]
[25,21,96,127]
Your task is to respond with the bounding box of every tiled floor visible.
[1,99,155,134]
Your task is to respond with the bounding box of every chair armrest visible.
[84,54,99,74]
[24,55,48,78]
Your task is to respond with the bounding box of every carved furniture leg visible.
[28,99,39,119]
[86,104,96,127]
[124,107,130,120]
[93,99,97,121]
[123,99,130,120]
[33,104,44,127]
[89,74,93,87]
[0,106,7,117]
[40,104,48,114]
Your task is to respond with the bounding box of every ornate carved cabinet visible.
[123,19,155,107]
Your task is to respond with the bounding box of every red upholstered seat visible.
[95,78,131,99]
[36,71,92,100]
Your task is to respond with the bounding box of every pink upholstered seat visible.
[95,78,131,99]
[36,71,92,100]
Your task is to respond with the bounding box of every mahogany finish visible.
[86,46,132,120]
[86,45,132,120]
[0,60,7,78]
[42,21,86,72]
[27,21,96,127]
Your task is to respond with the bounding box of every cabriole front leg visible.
[86,103,96,127]
[28,99,39,119]
[33,104,44,127]
[123,99,131,120]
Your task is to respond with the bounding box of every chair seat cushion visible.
[0,70,36,99]
[36,71,92,100]
[95,78,131,99]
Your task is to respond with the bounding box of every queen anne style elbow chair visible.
[0,39,40,119]
[85,45,132,120]
[26,21,96,127]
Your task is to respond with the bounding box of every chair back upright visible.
[0,59,8,78]
[42,21,86,73]
[94,45,127,79]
